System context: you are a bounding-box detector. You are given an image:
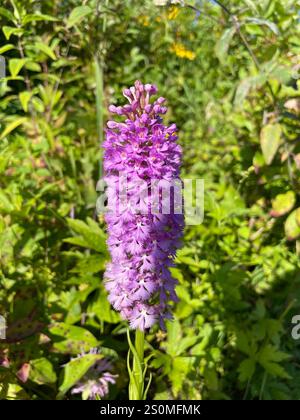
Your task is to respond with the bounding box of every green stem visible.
[128,329,145,400]
[94,55,104,179]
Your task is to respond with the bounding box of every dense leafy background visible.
[0,0,300,400]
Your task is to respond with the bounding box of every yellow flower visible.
[167,6,180,20]
[138,15,150,27]
[170,43,196,61]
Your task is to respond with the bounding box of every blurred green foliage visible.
[0,0,300,400]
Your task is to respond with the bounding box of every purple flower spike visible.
[103,81,184,331]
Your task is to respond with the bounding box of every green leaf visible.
[35,42,57,60]
[253,151,265,168]
[166,319,182,357]
[72,254,106,274]
[234,78,252,107]
[9,58,26,77]
[245,18,279,35]
[260,123,282,165]
[66,6,92,28]
[89,288,120,324]
[0,117,27,140]
[258,346,290,363]
[215,27,236,64]
[49,323,99,355]
[235,332,253,356]
[30,358,57,385]
[204,366,218,391]
[65,218,107,253]
[0,191,15,212]
[296,208,300,226]
[271,191,296,217]
[235,75,267,107]
[170,357,194,397]
[238,358,256,382]
[285,209,300,241]
[23,14,59,25]
[2,26,23,40]
[174,336,199,356]
[19,91,32,112]
[243,0,259,12]
[0,7,15,22]
[59,354,102,396]
[260,362,291,379]
[257,345,290,378]
[0,44,15,54]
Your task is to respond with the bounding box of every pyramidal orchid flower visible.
[103,80,184,331]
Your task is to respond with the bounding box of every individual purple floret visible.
[103,80,184,331]
[71,349,117,400]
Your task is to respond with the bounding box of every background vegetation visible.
[0,0,300,400]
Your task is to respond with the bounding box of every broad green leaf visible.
[23,14,59,25]
[234,78,252,107]
[66,6,92,28]
[253,151,265,168]
[204,366,218,391]
[49,323,99,355]
[285,209,300,241]
[0,191,14,212]
[271,191,296,217]
[260,362,291,379]
[215,27,236,64]
[243,0,258,12]
[235,74,267,107]
[258,345,290,364]
[65,218,107,253]
[175,336,199,356]
[59,354,102,396]
[25,61,41,72]
[64,236,92,248]
[166,319,181,357]
[0,44,15,54]
[296,208,300,226]
[72,254,106,274]
[9,58,26,77]
[0,7,15,22]
[2,26,23,40]
[35,42,57,60]
[0,117,27,140]
[19,91,32,112]
[30,358,57,385]
[245,18,279,35]
[257,345,290,379]
[238,358,256,382]
[10,0,21,21]
[89,288,120,324]
[170,357,194,397]
[235,332,253,356]
[260,123,282,165]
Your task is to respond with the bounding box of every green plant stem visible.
[132,329,145,399]
[128,329,145,400]
[94,55,104,178]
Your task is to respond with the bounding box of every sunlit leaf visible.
[66,6,92,28]
[260,123,282,165]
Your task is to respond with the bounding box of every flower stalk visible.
[127,329,152,400]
